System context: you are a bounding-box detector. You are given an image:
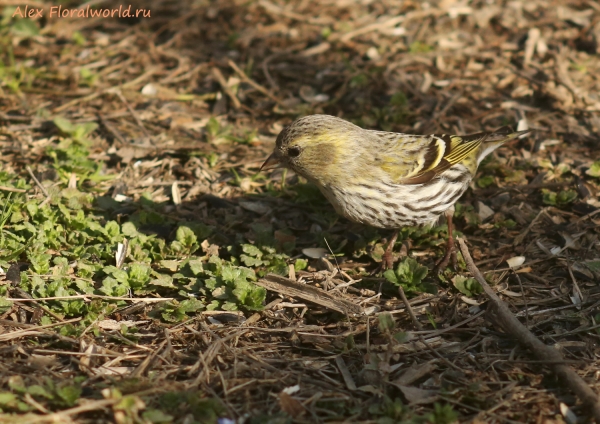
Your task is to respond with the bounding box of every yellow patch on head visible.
[301,142,339,169]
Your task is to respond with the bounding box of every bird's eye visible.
[288,146,301,158]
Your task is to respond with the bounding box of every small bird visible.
[261,115,529,271]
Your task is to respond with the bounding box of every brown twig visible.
[457,237,600,421]
[26,166,49,198]
[53,67,157,113]
[397,285,423,330]
[227,60,282,105]
[111,89,151,139]
[0,186,27,193]
[255,274,363,316]
[418,336,464,372]
[211,67,241,110]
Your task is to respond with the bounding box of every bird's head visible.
[261,115,359,183]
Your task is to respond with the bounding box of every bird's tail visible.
[477,126,531,165]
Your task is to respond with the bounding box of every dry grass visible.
[1,0,600,422]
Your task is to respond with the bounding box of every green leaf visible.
[587,161,600,177]
[142,409,174,423]
[157,299,204,322]
[425,403,458,424]
[378,312,395,333]
[72,31,86,46]
[128,263,152,289]
[188,260,204,275]
[476,175,495,188]
[395,257,428,285]
[221,264,240,282]
[542,189,578,206]
[542,189,557,205]
[53,117,76,135]
[159,260,179,272]
[175,226,198,251]
[121,222,139,237]
[452,275,482,297]
[104,266,129,284]
[294,258,308,271]
[27,385,53,399]
[238,285,266,311]
[8,376,26,393]
[556,189,578,205]
[393,332,409,343]
[240,255,265,267]
[383,269,398,285]
[56,385,81,406]
[0,392,18,407]
[242,244,262,258]
[105,221,120,239]
[383,257,429,294]
[221,301,238,311]
[11,19,39,37]
[100,276,129,297]
[179,298,204,313]
[266,257,288,276]
[409,41,432,53]
[149,274,174,288]
[206,117,220,136]
[584,260,600,276]
[0,298,13,314]
[30,253,52,274]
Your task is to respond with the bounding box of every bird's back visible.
[316,124,526,228]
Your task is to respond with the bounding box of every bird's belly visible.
[320,178,469,229]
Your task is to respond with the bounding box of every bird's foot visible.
[381,231,399,271]
[372,235,410,275]
[434,236,458,274]
[369,233,398,275]
[382,243,396,271]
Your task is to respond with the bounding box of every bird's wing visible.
[377,126,523,185]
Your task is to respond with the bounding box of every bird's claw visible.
[382,232,399,272]
[371,232,400,275]
[382,249,395,271]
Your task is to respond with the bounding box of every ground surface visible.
[1,0,600,423]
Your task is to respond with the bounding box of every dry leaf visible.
[279,392,304,417]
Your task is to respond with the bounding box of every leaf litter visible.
[0,0,600,422]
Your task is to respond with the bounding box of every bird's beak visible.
[260,151,283,171]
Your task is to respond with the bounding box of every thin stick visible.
[0,186,27,193]
[212,67,241,109]
[577,208,600,222]
[397,285,423,330]
[457,237,600,421]
[111,89,151,138]
[9,294,172,302]
[23,388,161,423]
[26,166,49,198]
[227,59,282,105]
[418,336,463,372]
[53,67,157,113]
[0,318,82,342]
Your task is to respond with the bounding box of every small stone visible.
[302,247,328,259]
[491,192,510,208]
[476,201,495,221]
[238,201,272,215]
[366,46,381,60]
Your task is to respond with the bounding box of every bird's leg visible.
[382,230,399,270]
[435,206,458,272]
